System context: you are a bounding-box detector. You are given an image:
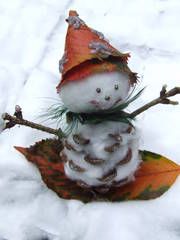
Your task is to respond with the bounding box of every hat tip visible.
[69,10,79,17]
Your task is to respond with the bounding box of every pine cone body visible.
[61,121,141,187]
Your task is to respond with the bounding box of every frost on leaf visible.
[90,28,110,42]
[90,28,105,40]
[66,16,85,29]
[59,52,68,73]
[89,41,113,58]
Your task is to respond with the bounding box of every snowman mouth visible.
[113,97,122,106]
[89,97,122,110]
[89,100,101,109]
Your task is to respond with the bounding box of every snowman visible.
[57,11,141,190]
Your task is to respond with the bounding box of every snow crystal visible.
[58,52,68,73]
[89,41,112,57]
[90,28,105,40]
[66,15,85,29]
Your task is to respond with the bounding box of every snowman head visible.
[57,11,138,113]
[59,71,130,113]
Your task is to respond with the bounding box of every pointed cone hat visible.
[57,10,137,92]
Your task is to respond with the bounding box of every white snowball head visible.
[59,71,130,113]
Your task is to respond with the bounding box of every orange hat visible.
[57,10,137,92]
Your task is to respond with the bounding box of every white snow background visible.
[0,0,180,239]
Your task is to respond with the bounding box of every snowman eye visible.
[114,84,119,90]
[96,88,101,93]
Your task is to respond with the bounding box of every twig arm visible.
[2,112,62,137]
[130,86,180,118]
[1,86,180,136]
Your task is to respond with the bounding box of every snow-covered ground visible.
[0,0,180,239]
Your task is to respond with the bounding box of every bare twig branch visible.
[2,113,62,137]
[1,86,179,137]
[130,86,180,118]
[160,84,167,98]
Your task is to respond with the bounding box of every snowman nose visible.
[105,96,111,101]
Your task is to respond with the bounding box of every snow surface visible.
[0,0,180,239]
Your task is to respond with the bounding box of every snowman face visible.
[59,72,130,113]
